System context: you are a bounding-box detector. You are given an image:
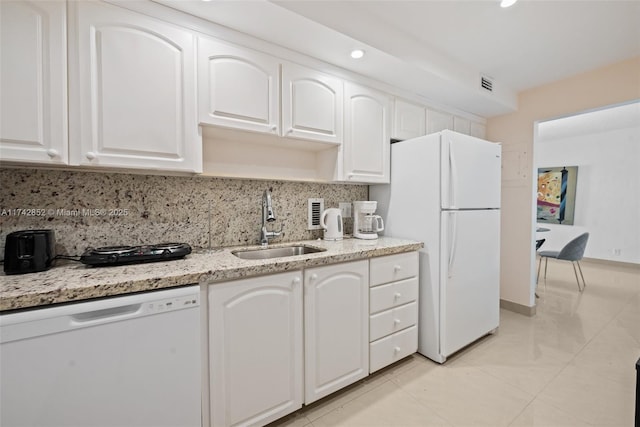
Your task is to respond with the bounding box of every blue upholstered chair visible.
[537,232,589,292]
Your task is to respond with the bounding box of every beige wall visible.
[486,56,640,309]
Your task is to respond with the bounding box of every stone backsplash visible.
[0,169,368,257]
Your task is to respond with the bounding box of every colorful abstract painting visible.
[537,166,578,225]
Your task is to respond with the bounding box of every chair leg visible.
[572,261,585,292]
[537,256,543,283]
[576,260,586,291]
[544,257,548,279]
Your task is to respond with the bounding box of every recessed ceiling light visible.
[500,0,518,7]
[350,49,365,59]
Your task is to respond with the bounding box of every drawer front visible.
[370,325,417,373]
[370,252,419,287]
[369,302,417,342]
[369,277,418,314]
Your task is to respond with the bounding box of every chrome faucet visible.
[260,188,283,247]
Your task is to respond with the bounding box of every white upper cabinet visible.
[392,99,425,141]
[68,1,202,172]
[453,116,471,135]
[470,121,487,139]
[198,36,279,135]
[426,108,454,134]
[0,0,68,164]
[304,261,369,404]
[281,63,343,146]
[343,82,391,183]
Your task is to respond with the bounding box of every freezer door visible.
[441,131,501,209]
[440,209,500,357]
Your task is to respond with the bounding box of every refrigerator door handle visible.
[448,212,458,278]
[449,144,458,209]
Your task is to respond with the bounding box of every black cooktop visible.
[80,243,192,266]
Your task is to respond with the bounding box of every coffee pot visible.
[362,214,384,234]
[353,201,384,240]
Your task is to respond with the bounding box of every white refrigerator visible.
[371,130,501,363]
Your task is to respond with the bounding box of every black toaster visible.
[3,229,56,275]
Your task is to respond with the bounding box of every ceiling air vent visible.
[308,198,324,230]
[480,75,494,92]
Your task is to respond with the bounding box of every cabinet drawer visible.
[370,252,418,287]
[369,277,418,314]
[369,302,417,342]
[370,325,417,373]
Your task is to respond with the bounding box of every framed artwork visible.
[537,166,578,225]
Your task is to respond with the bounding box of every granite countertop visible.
[0,237,422,312]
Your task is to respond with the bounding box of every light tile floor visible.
[269,259,639,426]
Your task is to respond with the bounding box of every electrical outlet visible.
[339,202,352,218]
[613,248,622,256]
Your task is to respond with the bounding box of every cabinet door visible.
[469,121,487,139]
[198,37,279,135]
[343,83,391,183]
[392,99,425,140]
[281,62,343,145]
[0,0,67,164]
[426,108,454,134]
[68,1,201,172]
[453,116,471,135]
[208,272,303,427]
[304,260,369,404]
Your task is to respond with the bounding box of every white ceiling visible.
[537,101,640,142]
[156,0,640,118]
[274,0,640,93]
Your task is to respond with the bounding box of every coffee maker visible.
[353,201,384,240]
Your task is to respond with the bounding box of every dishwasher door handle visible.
[1,286,199,343]
[71,303,143,325]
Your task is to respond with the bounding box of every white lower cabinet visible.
[369,252,419,373]
[205,252,418,426]
[370,325,418,373]
[304,261,369,404]
[208,272,303,427]
[369,277,419,313]
[369,251,420,287]
[370,301,418,342]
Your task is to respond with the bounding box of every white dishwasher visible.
[0,285,201,427]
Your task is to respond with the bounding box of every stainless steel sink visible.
[232,245,326,260]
